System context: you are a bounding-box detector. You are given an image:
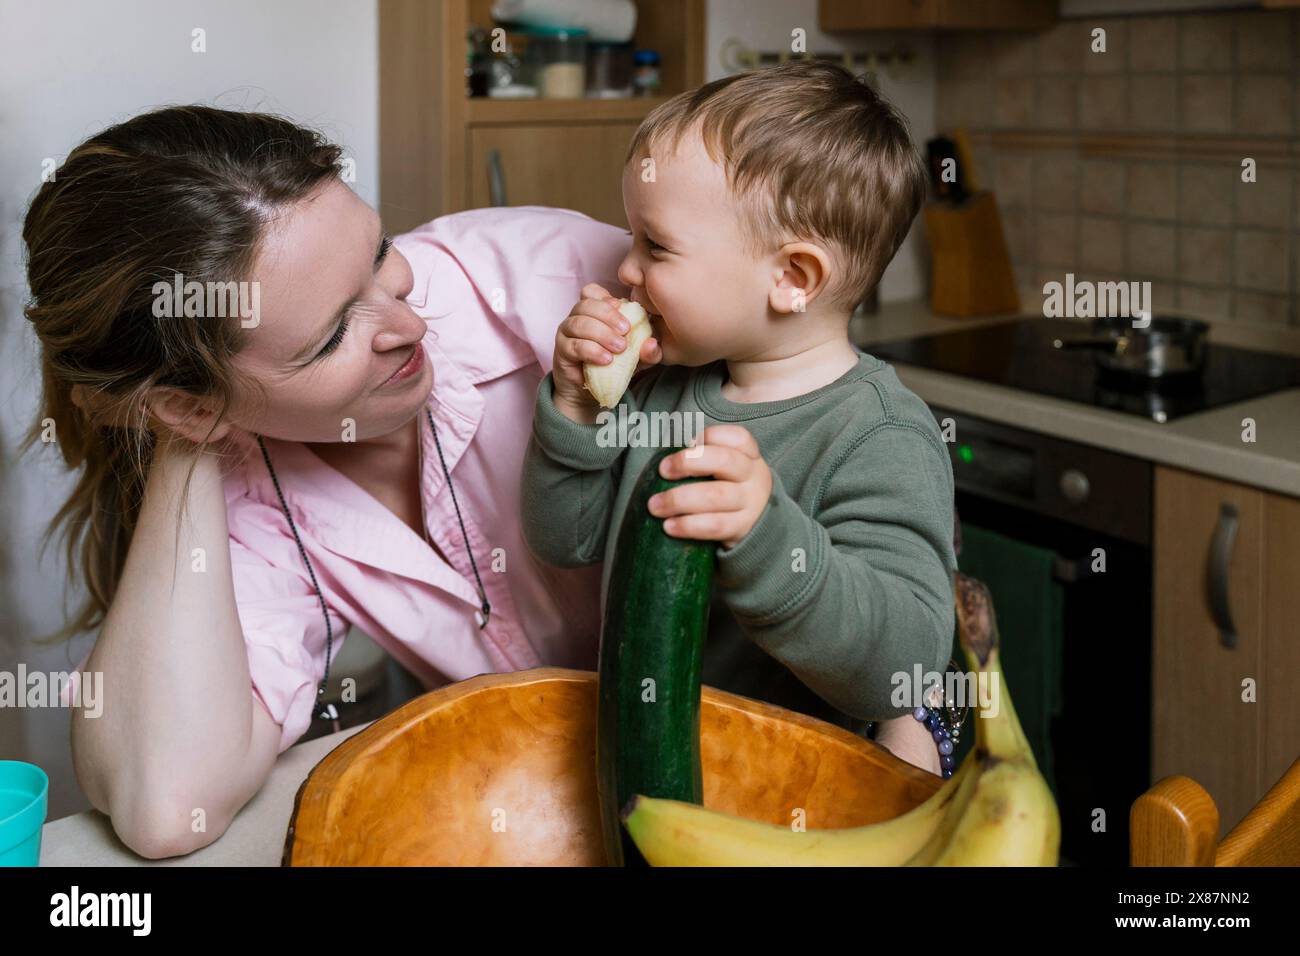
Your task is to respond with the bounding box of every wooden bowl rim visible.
[283,666,939,865]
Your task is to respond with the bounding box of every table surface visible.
[39,722,373,866]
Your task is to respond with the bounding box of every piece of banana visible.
[623,754,976,867]
[620,572,1061,866]
[583,300,652,409]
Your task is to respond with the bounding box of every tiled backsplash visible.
[935,9,1299,327]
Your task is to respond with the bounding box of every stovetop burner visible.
[866,317,1300,422]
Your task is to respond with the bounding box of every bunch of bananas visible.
[620,572,1060,866]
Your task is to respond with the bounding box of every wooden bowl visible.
[284,667,941,866]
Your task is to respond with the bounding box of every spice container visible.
[632,49,661,97]
[525,26,589,99]
[586,41,633,98]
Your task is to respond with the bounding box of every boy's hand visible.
[648,425,773,549]
[552,283,661,424]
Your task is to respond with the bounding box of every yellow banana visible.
[622,572,1060,866]
[622,752,975,867]
[905,572,1060,866]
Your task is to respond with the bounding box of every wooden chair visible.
[1130,757,1300,866]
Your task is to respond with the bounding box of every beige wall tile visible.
[995,153,1034,210]
[993,34,1036,76]
[1180,14,1234,72]
[1295,167,1300,229]
[1128,222,1177,279]
[1150,281,1177,315]
[1234,229,1290,292]
[1037,20,1087,76]
[1235,169,1293,229]
[938,78,993,130]
[1082,160,1127,216]
[1129,75,1178,132]
[1080,75,1129,129]
[1176,284,1230,320]
[1178,227,1231,284]
[1179,164,1233,225]
[1034,76,1078,130]
[1180,75,1233,133]
[1033,154,1078,213]
[1128,16,1178,72]
[937,34,993,81]
[1234,11,1293,72]
[1232,290,1291,324]
[1083,19,1126,74]
[1035,212,1078,267]
[1001,206,1030,261]
[1128,162,1179,221]
[1235,75,1294,136]
[996,77,1035,128]
[1080,217,1126,272]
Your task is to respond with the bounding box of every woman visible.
[24,106,935,860]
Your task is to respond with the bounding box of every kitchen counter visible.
[851,300,1300,498]
[38,722,373,866]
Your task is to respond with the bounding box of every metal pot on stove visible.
[1051,315,1209,380]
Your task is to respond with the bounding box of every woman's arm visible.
[70,437,282,859]
[874,712,942,776]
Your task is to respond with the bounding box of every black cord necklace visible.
[254,408,491,726]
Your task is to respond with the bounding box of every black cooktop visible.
[866,318,1300,422]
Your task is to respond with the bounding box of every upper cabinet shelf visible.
[819,0,1057,32]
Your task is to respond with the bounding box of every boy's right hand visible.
[552,283,660,424]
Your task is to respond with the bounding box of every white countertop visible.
[851,300,1300,498]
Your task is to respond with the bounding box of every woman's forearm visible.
[70,438,278,857]
[874,711,942,776]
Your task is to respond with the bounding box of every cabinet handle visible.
[1207,502,1238,649]
[487,148,507,207]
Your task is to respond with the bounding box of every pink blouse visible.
[64,206,631,754]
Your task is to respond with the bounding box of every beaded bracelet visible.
[912,658,968,780]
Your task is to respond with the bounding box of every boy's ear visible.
[768,241,833,315]
[145,386,234,443]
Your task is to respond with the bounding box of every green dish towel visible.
[948,522,1065,797]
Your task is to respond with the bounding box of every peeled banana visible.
[583,299,652,409]
[620,572,1060,866]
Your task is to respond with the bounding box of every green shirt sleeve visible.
[713,422,957,721]
[520,372,630,568]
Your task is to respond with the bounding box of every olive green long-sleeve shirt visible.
[520,351,957,730]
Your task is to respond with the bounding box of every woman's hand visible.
[551,282,660,424]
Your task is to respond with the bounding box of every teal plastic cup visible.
[0,761,49,866]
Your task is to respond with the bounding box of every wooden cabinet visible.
[468,123,639,229]
[820,0,1056,32]
[379,0,705,234]
[1153,465,1300,837]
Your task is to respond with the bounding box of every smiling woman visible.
[21,104,629,858]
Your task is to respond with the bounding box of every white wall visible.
[704,0,936,303]
[0,0,378,819]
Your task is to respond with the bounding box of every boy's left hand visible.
[647,425,773,549]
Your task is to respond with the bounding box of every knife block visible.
[923,191,1020,317]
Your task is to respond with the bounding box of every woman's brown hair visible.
[21,105,344,644]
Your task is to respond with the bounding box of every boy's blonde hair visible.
[626,59,927,311]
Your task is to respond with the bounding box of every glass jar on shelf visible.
[632,49,661,98]
[524,26,589,99]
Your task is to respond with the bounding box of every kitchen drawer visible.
[467,124,638,228]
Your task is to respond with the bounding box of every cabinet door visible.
[1153,466,1264,837]
[466,124,638,228]
[1262,491,1300,792]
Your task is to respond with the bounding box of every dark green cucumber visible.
[596,447,716,867]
